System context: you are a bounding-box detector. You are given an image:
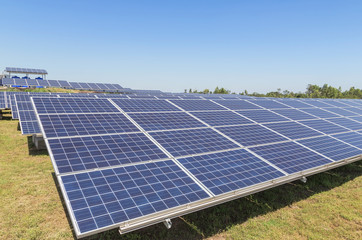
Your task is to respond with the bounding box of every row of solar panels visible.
[5,67,48,74]
[1,78,124,91]
[29,97,362,238]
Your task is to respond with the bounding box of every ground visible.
[0,112,361,240]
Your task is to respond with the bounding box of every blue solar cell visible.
[271,109,317,121]
[48,133,169,174]
[249,142,332,174]
[217,124,288,146]
[19,110,37,121]
[87,83,101,90]
[300,100,333,108]
[298,119,350,134]
[39,113,140,138]
[170,100,226,111]
[298,136,362,161]
[190,111,253,126]
[326,117,362,130]
[331,132,362,149]
[61,160,209,234]
[16,101,33,111]
[69,82,82,89]
[344,107,362,115]
[128,112,206,131]
[248,100,291,109]
[263,122,322,140]
[236,110,289,123]
[150,128,239,157]
[20,121,41,135]
[47,80,61,87]
[26,79,39,86]
[321,107,357,117]
[112,99,180,112]
[33,98,119,114]
[58,80,71,87]
[319,100,350,108]
[212,100,261,110]
[178,149,285,195]
[274,99,314,109]
[349,116,362,123]
[301,108,340,119]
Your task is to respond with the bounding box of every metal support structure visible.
[300,176,307,183]
[163,219,172,229]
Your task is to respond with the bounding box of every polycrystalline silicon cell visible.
[217,125,288,146]
[235,110,289,123]
[321,107,357,117]
[326,117,362,130]
[212,100,261,110]
[128,112,206,131]
[249,142,332,174]
[149,128,239,157]
[274,100,314,109]
[112,99,181,112]
[33,98,119,114]
[60,160,209,235]
[332,132,362,149]
[263,121,322,140]
[301,108,340,119]
[271,109,317,121]
[21,121,41,135]
[247,100,290,109]
[16,101,34,111]
[297,136,362,161]
[300,100,333,108]
[39,113,140,138]
[178,149,285,195]
[169,100,226,111]
[298,119,350,134]
[19,111,37,121]
[48,133,169,174]
[190,111,253,126]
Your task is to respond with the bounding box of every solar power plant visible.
[29,96,362,238]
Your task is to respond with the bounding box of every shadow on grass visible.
[54,161,362,240]
[27,136,49,156]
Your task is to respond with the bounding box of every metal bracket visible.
[300,176,307,183]
[163,218,172,229]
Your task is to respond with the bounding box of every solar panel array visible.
[30,96,362,238]
[5,67,48,74]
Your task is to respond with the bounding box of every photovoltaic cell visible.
[301,108,340,119]
[149,128,239,157]
[248,100,290,109]
[60,160,209,234]
[298,119,350,134]
[128,112,206,131]
[112,99,180,112]
[331,132,362,149]
[271,109,317,121]
[33,98,119,114]
[274,100,314,109]
[212,100,261,110]
[321,107,357,117]
[48,133,169,174]
[300,100,333,108]
[263,121,322,140]
[178,149,285,195]
[320,100,350,108]
[39,113,140,138]
[190,111,253,126]
[249,142,332,174]
[236,110,289,123]
[349,116,362,123]
[21,121,41,135]
[326,117,362,131]
[297,136,361,161]
[170,100,226,111]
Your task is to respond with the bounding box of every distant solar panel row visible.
[31,97,361,238]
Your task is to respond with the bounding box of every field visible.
[0,111,361,240]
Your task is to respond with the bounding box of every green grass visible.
[0,117,361,240]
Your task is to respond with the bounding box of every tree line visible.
[185,84,362,99]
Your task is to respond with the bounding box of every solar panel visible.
[47,80,61,87]
[149,128,239,157]
[32,98,119,114]
[271,109,317,121]
[298,119,350,134]
[344,107,362,115]
[349,116,362,123]
[297,136,362,161]
[58,80,71,87]
[17,101,34,111]
[87,83,101,90]
[26,79,39,86]
[48,133,169,174]
[321,107,357,117]
[79,82,91,89]
[236,110,289,123]
[20,121,41,135]
[325,117,362,131]
[274,99,314,108]
[19,110,37,122]
[320,100,350,108]
[69,82,82,89]
[190,111,253,126]
[178,149,285,195]
[212,100,262,110]
[217,124,288,146]
[112,99,180,112]
[331,132,362,149]
[300,100,333,108]
[2,78,14,86]
[300,108,340,119]
[59,160,209,235]
[263,121,323,140]
[5,67,47,74]
[14,78,27,85]
[170,100,226,111]
[0,92,6,109]
[39,113,140,138]
[128,112,206,131]
[249,142,332,174]
[248,100,291,109]
[128,95,157,99]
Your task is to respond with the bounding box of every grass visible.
[0,116,361,240]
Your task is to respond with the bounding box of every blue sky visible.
[1,0,361,93]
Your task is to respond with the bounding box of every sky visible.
[1,0,361,93]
